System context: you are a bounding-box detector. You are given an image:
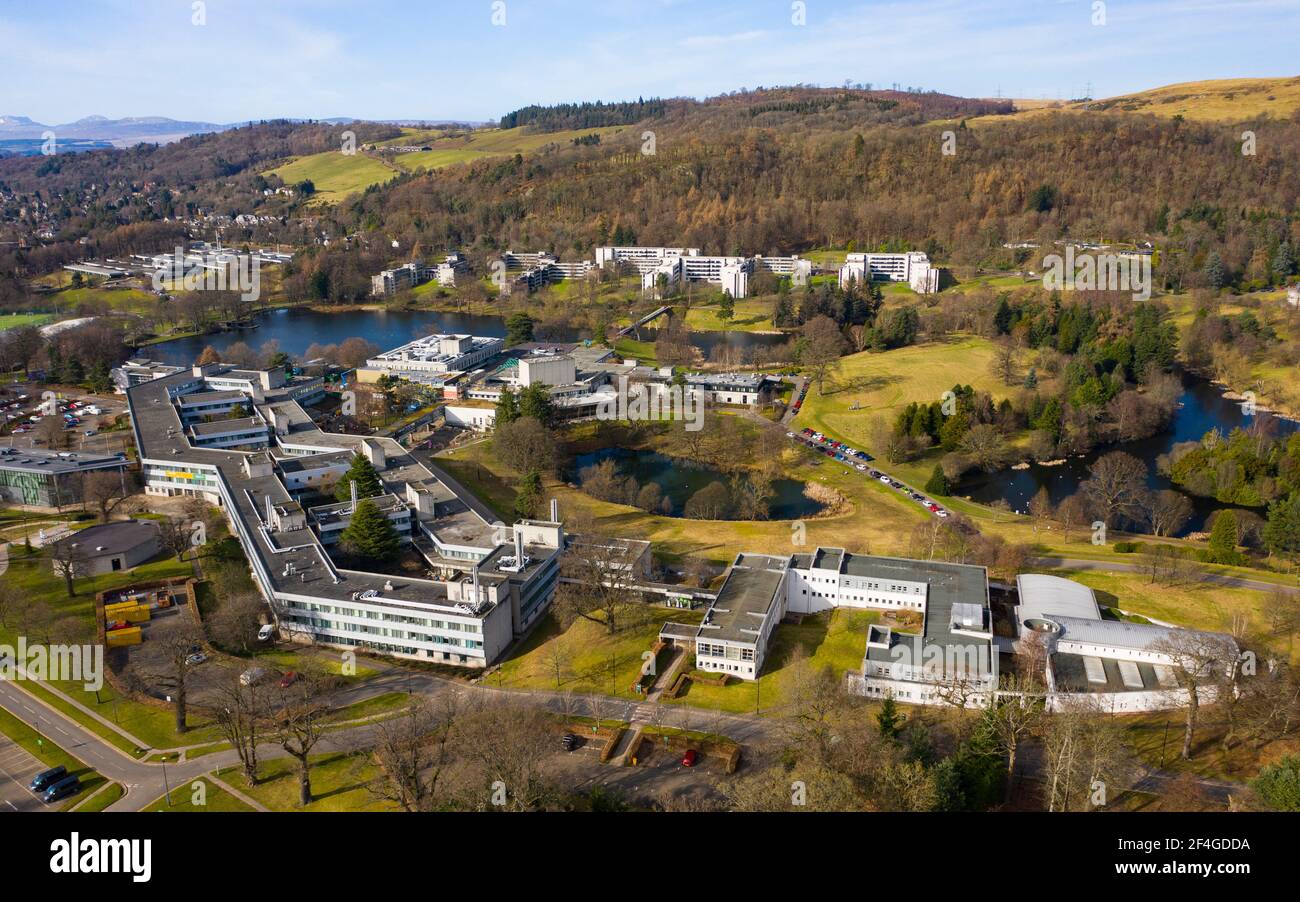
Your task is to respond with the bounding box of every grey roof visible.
[0,447,128,476]
[190,416,265,437]
[695,555,787,645]
[57,519,158,558]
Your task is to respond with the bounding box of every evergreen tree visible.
[515,470,543,519]
[1207,510,1241,564]
[518,383,555,427]
[1204,252,1227,290]
[339,498,401,564]
[505,312,535,345]
[495,386,520,426]
[334,452,383,502]
[877,695,903,739]
[1264,493,1300,555]
[924,465,950,496]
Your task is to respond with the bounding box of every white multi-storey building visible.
[839,251,940,294]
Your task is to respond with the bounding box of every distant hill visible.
[977,76,1300,124]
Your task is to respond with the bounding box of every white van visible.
[257,623,276,641]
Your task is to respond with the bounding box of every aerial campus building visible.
[370,254,470,297]
[662,548,1235,712]
[126,361,564,668]
[839,251,940,294]
[0,446,131,508]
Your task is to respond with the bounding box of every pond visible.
[569,447,825,520]
[959,371,1300,535]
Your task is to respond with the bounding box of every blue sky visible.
[2,0,1298,123]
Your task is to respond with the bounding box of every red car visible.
[278,671,299,688]
[927,503,941,513]
[680,749,699,768]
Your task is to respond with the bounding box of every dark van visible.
[29,765,67,792]
[42,775,81,804]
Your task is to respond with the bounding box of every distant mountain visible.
[0,114,490,148]
[0,114,228,146]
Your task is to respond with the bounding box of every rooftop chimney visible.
[514,527,524,562]
[550,498,559,522]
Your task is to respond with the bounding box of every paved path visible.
[0,541,8,578]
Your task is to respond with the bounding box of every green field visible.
[796,336,1008,468]
[267,152,400,203]
[266,125,625,202]
[0,313,54,331]
[682,298,779,332]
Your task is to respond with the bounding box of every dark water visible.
[146,308,791,365]
[570,447,824,520]
[960,372,1300,534]
[145,308,552,364]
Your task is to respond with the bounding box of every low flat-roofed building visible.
[50,519,160,576]
[0,447,129,508]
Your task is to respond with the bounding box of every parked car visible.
[240,667,267,687]
[561,732,580,751]
[42,775,81,804]
[185,652,207,666]
[278,671,299,688]
[29,766,67,793]
[257,623,276,641]
[879,475,891,484]
[680,749,700,767]
[855,463,867,471]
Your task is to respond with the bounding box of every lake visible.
[145,307,792,366]
[570,447,825,520]
[959,372,1300,534]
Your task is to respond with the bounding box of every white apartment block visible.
[839,251,940,294]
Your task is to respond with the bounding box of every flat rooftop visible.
[698,555,787,645]
[0,447,127,475]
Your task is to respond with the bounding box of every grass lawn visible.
[71,781,124,812]
[613,337,657,365]
[228,751,396,811]
[143,776,256,812]
[0,313,54,331]
[682,298,779,332]
[668,608,881,714]
[495,605,704,699]
[797,337,1008,460]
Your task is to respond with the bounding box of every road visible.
[0,646,778,811]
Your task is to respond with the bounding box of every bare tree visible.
[270,672,333,807]
[209,668,271,786]
[126,621,207,733]
[47,536,89,598]
[1040,697,1133,811]
[452,699,555,811]
[81,470,135,522]
[1081,451,1149,528]
[555,536,643,635]
[778,648,845,764]
[366,695,460,812]
[1145,489,1193,538]
[208,592,268,655]
[801,315,847,394]
[986,673,1047,801]
[1153,630,1240,760]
